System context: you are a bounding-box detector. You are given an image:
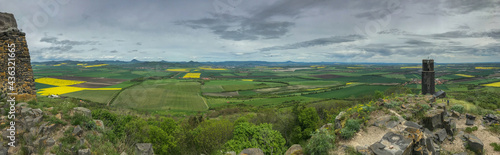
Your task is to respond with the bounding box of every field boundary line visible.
[199,93,209,110]
[107,82,142,106]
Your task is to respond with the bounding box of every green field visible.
[62,90,120,104]
[112,79,207,111]
[305,85,392,99]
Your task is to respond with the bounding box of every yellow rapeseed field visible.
[166,68,190,72]
[455,74,475,78]
[84,64,108,68]
[183,73,201,78]
[476,67,500,69]
[241,79,253,81]
[35,77,121,95]
[36,78,86,86]
[347,67,364,69]
[482,82,500,87]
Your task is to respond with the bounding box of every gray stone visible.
[434,128,447,143]
[20,107,32,116]
[425,137,438,155]
[285,144,303,155]
[423,109,445,130]
[33,115,43,124]
[404,121,422,129]
[335,111,345,129]
[78,148,91,155]
[444,118,457,136]
[239,148,264,155]
[94,120,105,130]
[0,12,17,32]
[73,107,92,118]
[120,152,128,155]
[73,125,83,137]
[450,110,460,119]
[463,134,483,155]
[452,152,467,155]
[136,143,154,155]
[0,144,8,155]
[44,137,55,147]
[369,132,413,155]
[466,114,476,126]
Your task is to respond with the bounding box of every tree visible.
[297,107,319,140]
[225,122,286,155]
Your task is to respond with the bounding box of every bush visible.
[490,124,500,134]
[465,126,478,133]
[225,122,286,155]
[340,119,361,140]
[304,129,335,155]
[451,105,465,114]
[71,113,91,126]
[419,104,431,111]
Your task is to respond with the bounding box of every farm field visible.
[31,61,500,113]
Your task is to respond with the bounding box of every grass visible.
[305,85,392,99]
[112,79,207,111]
[62,90,120,104]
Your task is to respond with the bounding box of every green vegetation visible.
[225,122,286,155]
[340,119,361,140]
[304,128,335,155]
[490,143,500,151]
[465,126,479,133]
[451,104,465,113]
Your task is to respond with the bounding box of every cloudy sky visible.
[1,0,500,63]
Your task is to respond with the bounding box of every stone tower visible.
[0,12,36,101]
[422,59,435,95]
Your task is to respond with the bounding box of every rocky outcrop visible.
[463,134,483,155]
[239,148,265,155]
[78,148,91,155]
[285,144,303,155]
[466,114,476,126]
[135,143,154,155]
[369,132,413,155]
[423,109,445,130]
[73,107,92,117]
[483,114,499,126]
[0,12,36,101]
[335,111,345,129]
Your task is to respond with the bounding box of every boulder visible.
[335,111,345,129]
[369,132,413,155]
[239,148,264,155]
[423,109,444,130]
[73,107,92,118]
[136,143,154,155]
[466,114,476,126]
[450,110,460,119]
[444,118,457,136]
[434,128,447,143]
[31,108,43,117]
[404,121,423,129]
[72,125,83,137]
[373,116,399,129]
[33,115,43,124]
[78,148,91,155]
[356,146,373,155]
[463,134,483,155]
[94,120,105,130]
[285,144,303,155]
[483,114,499,125]
[44,137,55,147]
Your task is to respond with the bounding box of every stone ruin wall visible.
[0,12,36,101]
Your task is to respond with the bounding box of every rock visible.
[452,152,467,155]
[425,137,439,155]
[78,148,91,155]
[20,107,32,116]
[285,144,303,155]
[31,108,43,116]
[444,118,457,136]
[433,90,446,98]
[483,114,499,125]
[356,146,373,155]
[369,132,413,155]
[56,113,62,119]
[44,138,55,147]
[434,128,447,143]
[404,121,423,129]
[373,116,399,129]
[33,115,43,124]
[0,12,17,31]
[463,134,483,155]
[239,148,264,155]
[320,123,333,130]
[120,152,128,155]
[73,125,83,137]
[335,111,345,129]
[94,120,105,130]
[0,144,8,155]
[73,107,92,117]
[15,102,28,109]
[136,143,154,155]
[450,110,460,119]
[466,114,476,126]
[423,109,445,130]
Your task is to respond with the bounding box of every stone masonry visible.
[0,12,36,101]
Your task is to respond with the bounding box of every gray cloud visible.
[110,50,118,53]
[259,35,365,52]
[445,0,500,14]
[136,42,142,45]
[40,36,97,46]
[405,39,433,46]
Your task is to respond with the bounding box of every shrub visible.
[490,123,500,134]
[451,105,465,114]
[304,129,335,155]
[225,122,286,155]
[340,119,361,140]
[71,113,91,126]
[390,116,399,122]
[419,104,431,111]
[465,126,478,133]
[340,128,356,140]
